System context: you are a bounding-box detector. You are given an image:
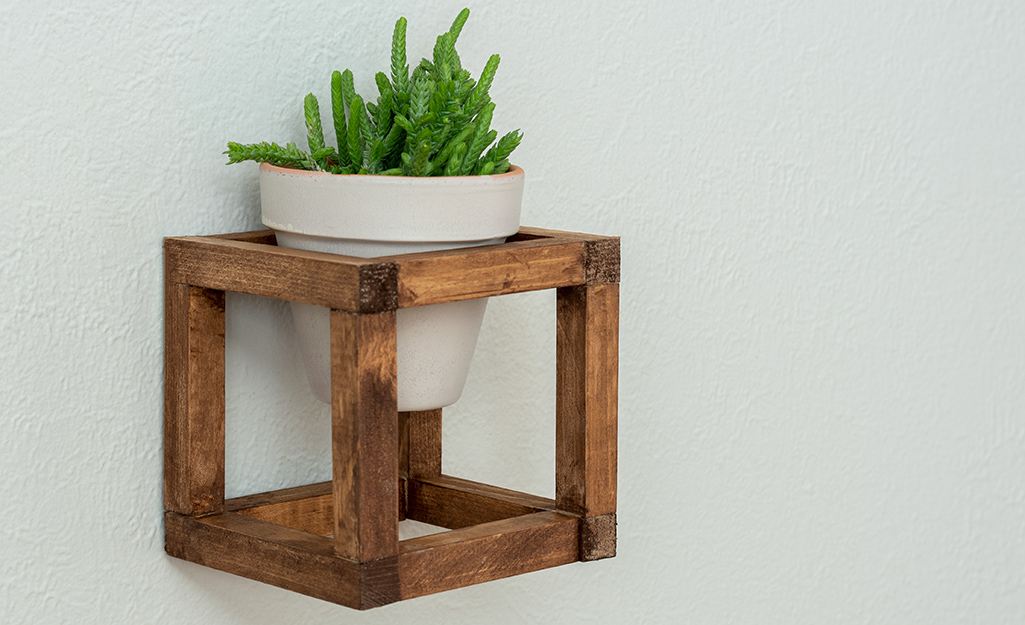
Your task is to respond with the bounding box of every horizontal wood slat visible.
[210,229,277,245]
[232,491,334,537]
[379,239,588,307]
[225,481,403,538]
[164,237,397,312]
[398,512,579,599]
[515,227,620,284]
[406,475,557,529]
[165,511,382,608]
[226,481,332,511]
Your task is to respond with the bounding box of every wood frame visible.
[164,227,620,609]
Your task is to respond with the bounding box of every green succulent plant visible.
[225,8,521,177]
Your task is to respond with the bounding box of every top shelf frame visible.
[164,227,620,313]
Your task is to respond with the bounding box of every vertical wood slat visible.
[331,309,400,562]
[406,409,442,478]
[164,282,226,516]
[555,283,619,559]
[399,409,442,520]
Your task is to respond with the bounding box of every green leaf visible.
[444,141,467,176]
[483,129,523,165]
[408,77,435,127]
[346,94,365,167]
[304,93,327,161]
[432,32,454,82]
[224,141,320,171]
[463,102,495,174]
[465,54,499,115]
[448,8,470,43]
[369,139,386,172]
[435,125,473,167]
[373,72,394,138]
[390,17,408,95]
[411,138,431,176]
[330,71,350,167]
[341,69,357,111]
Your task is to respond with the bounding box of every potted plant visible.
[225,8,524,411]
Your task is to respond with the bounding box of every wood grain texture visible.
[210,229,277,245]
[580,512,617,561]
[398,409,442,520]
[360,556,401,609]
[232,490,334,536]
[164,282,225,516]
[398,512,579,599]
[512,227,620,284]
[165,236,397,312]
[515,226,615,241]
[226,481,332,511]
[331,309,400,561]
[228,481,403,538]
[405,409,442,478]
[555,284,619,519]
[164,511,398,609]
[406,475,556,529]
[584,238,621,285]
[381,239,588,307]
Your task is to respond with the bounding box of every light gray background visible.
[2,1,1023,623]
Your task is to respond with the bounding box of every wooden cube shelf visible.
[163,227,620,609]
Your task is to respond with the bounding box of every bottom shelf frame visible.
[166,476,591,610]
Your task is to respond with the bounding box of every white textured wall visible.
[2,1,1024,622]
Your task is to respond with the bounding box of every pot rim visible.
[259,162,523,181]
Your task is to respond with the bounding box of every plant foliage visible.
[225,8,521,176]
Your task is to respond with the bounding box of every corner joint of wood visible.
[580,512,617,561]
[584,238,621,284]
[358,262,399,313]
[360,556,401,609]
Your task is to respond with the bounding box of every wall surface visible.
[2,1,1024,623]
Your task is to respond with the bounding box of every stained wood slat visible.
[165,237,397,312]
[515,226,614,241]
[226,481,332,511]
[331,309,400,561]
[405,409,442,478]
[384,239,588,307]
[165,512,388,609]
[228,481,406,538]
[514,227,620,284]
[233,492,334,537]
[406,475,556,529]
[399,409,443,521]
[164,283,225,516]
[555,284,619,552]
[210,229,277,244]
[580,512,617,561]
[398,512,578,599]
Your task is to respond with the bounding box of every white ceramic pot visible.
[259,163,525,411]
